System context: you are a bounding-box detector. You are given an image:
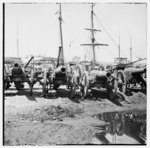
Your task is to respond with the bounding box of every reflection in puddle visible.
[93,111,146,144]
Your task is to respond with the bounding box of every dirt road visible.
[4,83,146,145]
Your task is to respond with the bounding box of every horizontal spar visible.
[81,43,109,46]
[85,28,101,32]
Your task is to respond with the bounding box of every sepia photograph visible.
[3,2,147,145]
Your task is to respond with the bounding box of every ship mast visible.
[17,25,19,58]
[91,4,96,65]
[81,3,108,67]
[130,35,132,62]
[118,36,120,63]
[57,3,64,67]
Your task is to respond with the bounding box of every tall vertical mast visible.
[91,4,96,65]
[81,3,108,67]
[17,25,19,58]
[119,36,120,63]
[57,3,64,66]
[130,36,132,62]
[59,4,63,51]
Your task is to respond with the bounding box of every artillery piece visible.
[117,67,146,93]
[71,62,117,100]
[112,58,147,93]
[81,66,117,99]
[4,56,35,95]
[41,63,74,97]
[52,65,72,89]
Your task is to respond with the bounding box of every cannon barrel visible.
[24,56,34,69]
[13,62,20,69]
[91,70,110,77]
[126,58,146,66]
[124,67,146,78]
[90,70,111,81]
[52,66,67,78]
[12,62,23,75]
[109,58,147,72]
[54,66,66,74]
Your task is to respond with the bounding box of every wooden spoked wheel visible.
[42,68,47,97]
[81,71,89,99]
[29,68,34,96]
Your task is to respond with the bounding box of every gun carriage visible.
[41,60,76,97]
[117,66,146,93]
[71,61,117,100]
[113,58,146,93]
[4,56,35,95]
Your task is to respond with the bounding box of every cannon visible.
[71,62,117,100]
[10,62,26,90]
[111,58,147,93]
[4,56,35,95]
[117,67,146,93]
[41,63,74,97]
[51,65,68,89]
[12,62,25,77]
[53,65,66,76]
[80,69,117,99]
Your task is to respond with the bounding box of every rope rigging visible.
[97,45,116,58]
[93,12,128,59]
[62,20,81,47]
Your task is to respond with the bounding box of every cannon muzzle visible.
[13,62,21,70]
[55,66,66,74]
[60,67,66,73]
[52,66,67,79]
[106,72,111,77]
[12,62,23,75]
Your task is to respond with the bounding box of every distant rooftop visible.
[5,57,22,64]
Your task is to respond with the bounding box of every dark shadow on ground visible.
[5,89,37,102]
[25,94,37,102]
[55,89,70,98]
[107,97,123,106]
[5,86,140,106]
[68,94,81,103]
[95,135,110,144]
[123,89,133,96]
[8,87,42,91]
[87,89,125,106]
[129,88,146,95]
[43,88,70,99]
[117,93,131,104]
[68,89,107,103]
[91,89,107,100]
[107,92,131,106]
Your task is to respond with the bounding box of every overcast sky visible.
[5,3,147,62]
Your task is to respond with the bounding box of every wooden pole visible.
[91,3,96,66]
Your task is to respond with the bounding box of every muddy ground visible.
[4,83,146,145]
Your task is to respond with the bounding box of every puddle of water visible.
[92,111,146,144]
